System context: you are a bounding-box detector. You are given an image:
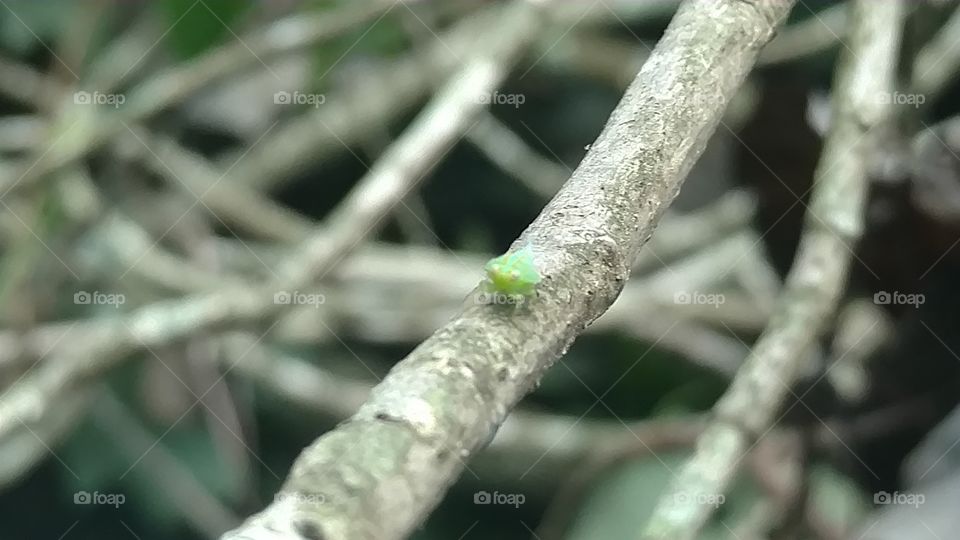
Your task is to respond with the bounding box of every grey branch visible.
[220,1,794,539]
[641,1,904,539]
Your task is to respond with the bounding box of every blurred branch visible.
[84,13,161,91]
[221,5,501,192]
[50,0,106,86]
[466,114,569,198]
[757,3,847,65]
[573,0,681,24]
[113,129,314,243]
[0,389,89,487]
[153,189,757,286]
[542,2,845,95]
[642,2,904,538]
[228,334,922,497]
[0,56,51,108]
[220,1,794,538]
[911,3,960,111]
[634,190,756,272]
[824,300,894,404]
[0,0,396,193]
[0,0,542,472]
[3,230,761,380]
[0,115,44,152]
[93,390,240,538]
[221,0,694,194]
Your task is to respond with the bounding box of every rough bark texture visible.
[221,1,795,539]
[641,1,904,538]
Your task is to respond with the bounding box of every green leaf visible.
[156,0,251,59]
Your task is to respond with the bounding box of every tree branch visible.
[641,1,904,538]
[220,1,794,538]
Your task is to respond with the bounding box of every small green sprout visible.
[481,245,541,304]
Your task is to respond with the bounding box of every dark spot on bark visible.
[374,411,407,425]
[496,367,509,381]
[295,520,325,540]
[436,448,450,461]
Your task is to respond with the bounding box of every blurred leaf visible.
[0,0,73,53]
[156,0,251,59]
[566,452,761,540]
[60,419,126,491]
[60,393,236,534]
[533,335,725,418]
[652,378,725,416]
[312,16,408,87]
[808,463,870,534]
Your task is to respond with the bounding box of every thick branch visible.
[641,1,904,539]
[221,2,794,539]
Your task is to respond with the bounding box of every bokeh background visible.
[0,1,958,539]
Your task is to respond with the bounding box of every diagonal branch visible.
[220,1,795,539]
[641,1,905,538]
